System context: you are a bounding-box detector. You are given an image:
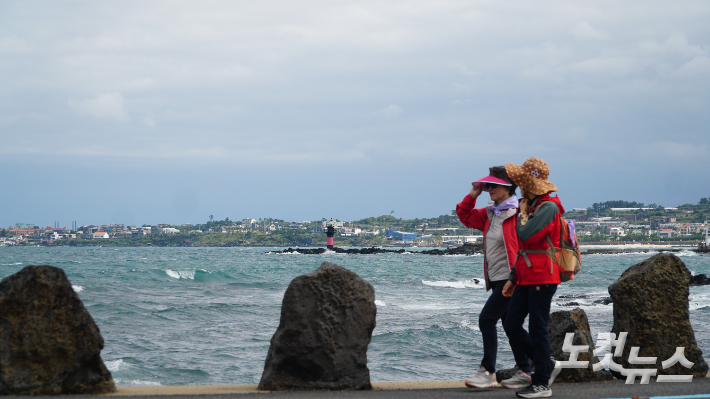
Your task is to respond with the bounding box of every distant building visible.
[340,227,361,236]
[93,231,109,239]
[385,229,417,242]
[607,226,626,237]
[441,235,482,244]
[659,229,675,239]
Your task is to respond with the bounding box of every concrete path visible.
[4,379,710,399]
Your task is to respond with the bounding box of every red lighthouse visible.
[326,224,335,249]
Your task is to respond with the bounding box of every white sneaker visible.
[465,366,500,388]
[501,370,532,389]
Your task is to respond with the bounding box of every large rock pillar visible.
[0,265,115,395]
[259,261,376,390]
[608,253,708,379]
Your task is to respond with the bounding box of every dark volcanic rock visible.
[276,244,483,256]
[609,253,708,379]
[423,243,482,256]
[561,302,581,307]
[689,273,710,286]
[0,265,115,395]
[548,308,613,382]
[280,247,327,254]
[259,262,376,390]
[593,297,613,305]
[495,367,519,382]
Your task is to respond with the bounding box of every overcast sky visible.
[1,1,709,228]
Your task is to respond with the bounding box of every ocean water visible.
[1,246,708,386]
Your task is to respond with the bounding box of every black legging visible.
[479,280,532,373]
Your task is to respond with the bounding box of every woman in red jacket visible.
[502,157,564,399]
[456,166,531,389]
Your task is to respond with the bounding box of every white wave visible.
[165,269,180,279]
[375,300,386,307]
[676,250,696,257]
[689,292,710,311]
[422,278,484,289]
[586,251,660,257]
[164,269,195,280]
[105,359,127,372]
[458,320,480,331]
[400,303,464,311]
[72,285,84,293]
[113,378,162,386]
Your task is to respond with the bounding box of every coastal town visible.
[1,199,709,247]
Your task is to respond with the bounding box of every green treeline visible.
[29,196,710,247]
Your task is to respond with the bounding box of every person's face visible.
[487,184,510,204]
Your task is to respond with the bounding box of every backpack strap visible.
[516,197,562,274]
[517,235,561,274]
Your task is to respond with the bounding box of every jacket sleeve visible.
[456,195,487,231]
[508,266,517,283]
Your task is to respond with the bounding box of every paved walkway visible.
[5,379,710,399]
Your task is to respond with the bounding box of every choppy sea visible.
[1,246,708,386]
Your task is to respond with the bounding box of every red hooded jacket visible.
[513,193,565,285]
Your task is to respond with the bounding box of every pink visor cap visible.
[472,175,512,191]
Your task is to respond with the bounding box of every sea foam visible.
[164,269,196,280]
[422,279,484,289]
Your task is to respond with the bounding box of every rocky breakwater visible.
[0,265,115,395]
[689,273,710,286]
[275,243,483,256]
[259,261,376,390]
[608,253,708,380]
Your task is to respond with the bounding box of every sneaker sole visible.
[502,382,531,389]
[465,380,501,388]
[515,389,552,398]
[516,392,552,398]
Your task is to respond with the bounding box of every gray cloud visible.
[1,0,709,225]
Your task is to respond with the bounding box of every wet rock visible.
[259,262,376,390]
[0,265,115,395]
[593,297,613,305]
[548,308,613,382]
[276,244,483,256]
[609,253,708,379]
[433,243,483,256]
[689,273,710,286]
